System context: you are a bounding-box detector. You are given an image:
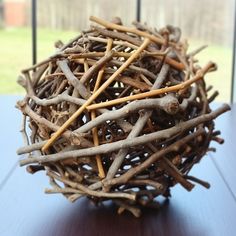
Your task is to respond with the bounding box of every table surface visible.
[0,96,236,236]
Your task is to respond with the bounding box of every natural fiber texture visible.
[16,16,230,217]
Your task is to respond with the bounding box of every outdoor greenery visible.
[0,27,76,94]
[0,27,232,102]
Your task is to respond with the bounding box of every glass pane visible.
[0,0,137,95]
[1,0,233,102]
[141,0,234,102]
[37,0,137,61]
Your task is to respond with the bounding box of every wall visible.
[3,0,27,27]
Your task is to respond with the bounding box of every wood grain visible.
[0,151,235,236]
[1,97,236,236]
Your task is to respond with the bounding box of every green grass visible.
[0,27,232,102]
[0,27,77,94]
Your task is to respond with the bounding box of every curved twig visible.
[19,104,230,165]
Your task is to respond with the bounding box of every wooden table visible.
[1,96,236,236]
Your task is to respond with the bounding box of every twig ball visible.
[16,16,230,217]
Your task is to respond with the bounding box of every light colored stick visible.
[91,39,113,178]
[83,58,89,72]
[47,171,136,201]
[187,45,208,57]
[17,95,178,155]
[69,50,169,59]
[87,61,216,110]
[88,36,139,50]
[57,60,90,99]
[20,104,230,166]
[105,64,170,183]
[70,51,131,59]
[90,16,168,46]
[75,57,156,80]
[42,38,151,152]
[83,57,105,178]
[86,35,184,70]
[76,95,178,134]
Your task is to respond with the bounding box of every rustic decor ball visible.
[16,16,230,217]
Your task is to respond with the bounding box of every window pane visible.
[0,0,138,94]
[37,0,137,61]
[141,0,234,102]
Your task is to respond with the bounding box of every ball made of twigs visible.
[16,16,230,217]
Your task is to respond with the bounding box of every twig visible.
[19,104,230,166]
[75,95,179,134]
[184,175,210,189]
[16,16,230,213]
[90,16,169,46]
[90,39,113,178]
[47,171,136,201]
[16,101,92,147]
[20,115,29,146]
[187,45,208,57]
[41,38,151,152]
[105,128,206,187]
[87,61,216,110]
[80,50,114,83]
[74,57,157,80]
[105,64,170,182]
[57,60,90,99]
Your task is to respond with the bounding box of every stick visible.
[41,38,151,152]
[105,64,170,181]
[187,45,208,57]
[74,57,157,80]
[91,39,113,178]
[69,50,169,60]
[47,171,136,201]
[19,104,230,166]
[75,95,179,134]
[184,175,210,189]
[87,61,216,110]
[57,60,90,99]
[90,16,168,46]
[16,101,92,147]
[105,129,206,187]
[90,26,185,69]
[20,115,29,146]
[80,50,114,83]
